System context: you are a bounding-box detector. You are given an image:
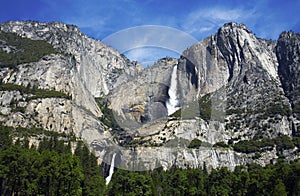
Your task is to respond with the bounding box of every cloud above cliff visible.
[1,0,299,65]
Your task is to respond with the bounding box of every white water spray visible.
[105,153,116,186]
[166,65,180,115]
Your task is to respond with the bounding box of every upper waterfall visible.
[166,64,180,115]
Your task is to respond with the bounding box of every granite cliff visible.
[0,21,299,171]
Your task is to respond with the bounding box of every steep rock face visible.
[101,23,299,171]
[125,23,292,146]
[0,21,142,97]
[0,91,111,145]
[277,31,300,122]
[0,22,119,164]
[129,147,282,171]
[180,23,279,99]
[176,23,292,142]
[175,23,289,144]
[1,54,101,117]
[108,58,177,130]
[1,21,300,171]
[113,147,248,171]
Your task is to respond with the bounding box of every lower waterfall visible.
[105,153,116,186]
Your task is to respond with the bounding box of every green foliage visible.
[38,136,70,154]
[0,126,105,195]
[208,167,234,196]
[274,135,295,151]
[0,126,13,150]
[188,138,203,149]
[293,136,300,148]
[107,160,300,196]
[171,101,201,119]
[108,170,153,195]
[1,122,300,195]
[252,102,293,120]
[30,88,71,100]
[165,137,190,148]
[233,139,272,153]
[293,102,300,114]
[253,152,262,159]
[198,93,212,122]
[0,31,58,68]
[10,126,71,139]
[170,108,181,118]
[0,83,71,100]
[232,135,295,154]
[11,106,26,113]
[75,141,106,195]
[171,89,235,121]
[0,145,84,195]
[213,141,229,148]
[264,103,292,117]
[272,180,287,196]
[95,97,121,130]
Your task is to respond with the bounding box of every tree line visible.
[108,160,300,196]
[1,124,299,195]
[0,126,105,195]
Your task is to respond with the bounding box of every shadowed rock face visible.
[108,58,177,130]
[277,32,300,118]
[105,22,299,170]
[0,21,299,171]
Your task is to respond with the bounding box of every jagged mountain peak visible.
[2,20,81,34]
[0,20,83,46]
[0,20,300,171]
[180,21,279,100]
[0,20,142,97]
[218,22,252,34]
[279,30,299,39]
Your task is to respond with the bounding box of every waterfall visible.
[105,153,116,186]
[166,65,180,115]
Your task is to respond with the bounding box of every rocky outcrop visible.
[1,54,102,117]
[1,21,300,171]
[0,89,111,144]
[99,22,299,170]
[108,58,177,130]
[174,23,292,141]
[179,23,279,99]
[277,31,300,121]
[0,21,142,97]
[109,22,294,143]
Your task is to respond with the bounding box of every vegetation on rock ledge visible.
[0,31,58,68]
[0,83,71,100]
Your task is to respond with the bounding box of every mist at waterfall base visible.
[123,47,180,68]
[166,65,180,115]
[105,153,116,186]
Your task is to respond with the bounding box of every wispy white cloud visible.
[124,47,179,67]
[182,6,258,39]
[196,8,244,21]
[102,25,197,53]
[5,0,299,64]
[102,25,197,66]
[179,1,300,40]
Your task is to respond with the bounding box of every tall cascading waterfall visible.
[105,153,116,186]
[166,65,180,115]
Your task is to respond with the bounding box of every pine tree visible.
[272,180,287,196]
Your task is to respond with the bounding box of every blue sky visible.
[1,0,300,65]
